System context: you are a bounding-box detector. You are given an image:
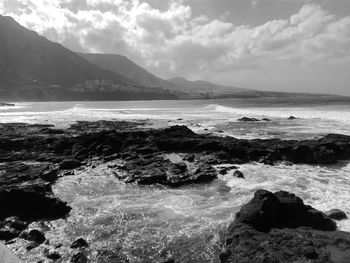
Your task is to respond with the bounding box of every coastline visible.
[1,120,350,262]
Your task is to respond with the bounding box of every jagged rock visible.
[238,117,260,122]
[59,159,82,170]
[325,209,347,220]
[20,229,46,243]
[233,170,244,178]
[234,190,336,232]
[182,154,195,162]
[40,167,59,182]
[21,229,46,250]
[0,103,15,107]
[221,190,350,263]
[0,217,28,241]
[218,165,239,175]
[0,187,71,221]
[44,249,61,260]
[70,238,89,249]
[71,252,88,263]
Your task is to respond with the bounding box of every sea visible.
[2,97,350,262]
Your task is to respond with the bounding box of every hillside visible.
[81,53,259,98]
[0,15,181,101]
[0,16,134,87]
[167,77,256,96]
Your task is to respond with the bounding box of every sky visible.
[1,0,350,95]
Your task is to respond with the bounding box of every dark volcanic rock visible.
[325,209,347,220]
[71,252,88,263]
[234,190,336,232]
[44,249,61,260]
[70,238,89,249]
[0,187,71,222]
[0,102,15,107]
[59,159,82,170]
[21,229,46,250]
[0,217,28,241]
[20,229,46,243]
[222,190,350,263]
[232,170,244,178]
[238,117,260,122]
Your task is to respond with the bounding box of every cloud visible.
[1,0,350,84]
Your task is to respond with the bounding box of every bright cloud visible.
[1,0,350,94]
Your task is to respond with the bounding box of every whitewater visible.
[2,98,350,262]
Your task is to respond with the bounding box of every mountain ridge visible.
[0,15,178,101]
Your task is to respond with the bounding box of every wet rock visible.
[303,247,319,259]
[290,145,315,163]
[0,102,15,107]
[137,167,167,185]
[288,116,297,120]
[238,117,260,122]
[233,170,244,178]
[1,217,28,231]
[183,154,195,162]
[44,249,61,261]
[191,164,217,183]
[0,217,28,241]
[325,209,347,220]
[21,229,46,250]
[20,229,46,243]
[71,252,88,263]
[234,190,336,232]
[0,228,21,241]
[40,167,59,182]
[222,190,350,263]
[0,187,71,221]
[59,159,82,170]
[218,166,238,175]
[70,238,89,249]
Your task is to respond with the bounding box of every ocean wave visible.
[210,104,350,122]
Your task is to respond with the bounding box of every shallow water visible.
[9,160,350,262]
[3,98,350,262]
[1,98,350,139]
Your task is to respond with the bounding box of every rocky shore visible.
[1,120,350,262]
[221,190,350,263]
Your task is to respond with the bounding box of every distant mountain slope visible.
[80,53,257,98]
[0,15,133,87]
[80,53,165,88]
[167,77,252,95]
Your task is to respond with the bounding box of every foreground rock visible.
[326,209,348,220]
[222,190,350,263]
[1,121,350,261]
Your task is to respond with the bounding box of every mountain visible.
[80,53,200,99]
[0,15,134,87]
[80,53,166,88]
[0,15,180,101]
[81,53,258,98]
[167,77,255,96]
